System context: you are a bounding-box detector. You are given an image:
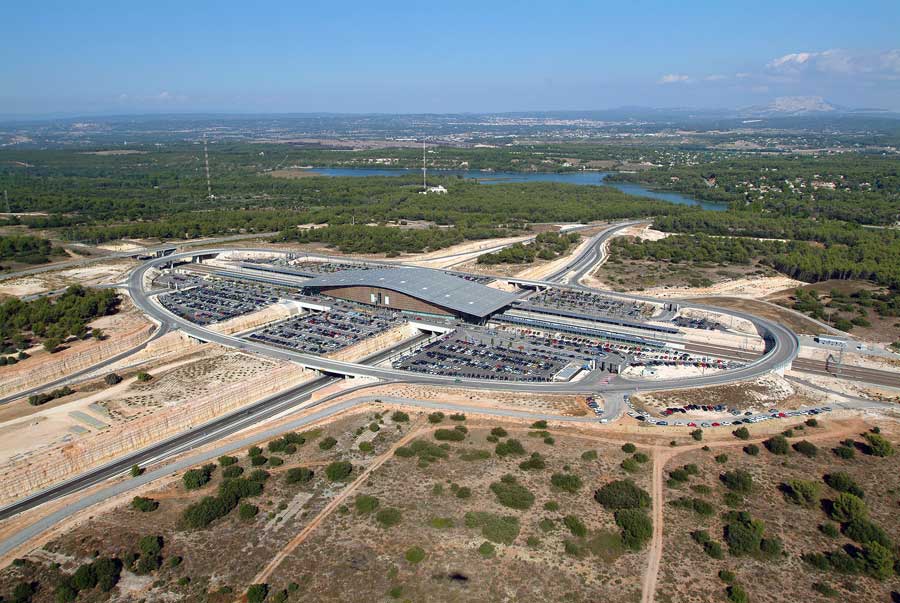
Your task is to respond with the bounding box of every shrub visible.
[621,458,640,473]
[862,432,894,457]
[183,465,214,490]
[490,477,535,509]
[564,515,587,537]
[782,479,821,507]
[358,442,374,453]
[812,582,838,598]
[238,503,259,520]
[550,472,583,493]
[429,517,454,529]
[704,540,725,559]
[391,411,409,422]
[325,461,353,481]
[829,492,867,523]
[219,455,238,467]
[477,541,495,557]
[495,438,525,457]
[250,455,268,466]
[833,445,855,459]
[732,427,750,440]
[131,496,159,512]
[544,501,560,511]
[246,584,268,603]
[715,454,729,464]
[285,467,313,484]
[724,512,765,556]
[450,413,466,421]
[763,435,789,455]
[375,507,402,528]
[427,412,445,424]
[181,478,262,529]
[92,557,122,592]
[744,444,760,456]
[793,440,818,458]
[727,584,749,603]
[405,546,426,564]
[718,569,735,583]
[490,427,508,438]
[543,436,555,445]
[820,522,840,538]
[104,373,122,386]
[720,469,753,493]
[318,436,337,450]
[615,509,653,550]
[72,563,98,590]
[136,371,152,382]
[248,469,269,482]
[465,511,520,544]
[823,472,864,498]
[760,536,783,558]
[354,494,379,514]
[621,443,637,453]
[806,418,819,427]
[671,497,714,517]
[669,468,690,482]
[223,465,243,478]
[595,480,650,510]
[843,516,892,548]
[130,464,142,477]
[861,541,894,579]
[723,491,744,508]
[248,446,262,457]
[691,429,703,441]
[456,486,472,499]
[633,452,650,463]
[518,452,546,470]
[531,420,548,429]
[581,450,598,461]
[434,428,465,441]
[268,456,284,466]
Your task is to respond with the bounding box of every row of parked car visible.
[624,394,833,427]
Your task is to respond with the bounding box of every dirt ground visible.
[654,419,900,603]
[687,297,828,336]
[0,415,651,603]
[766,280,900,344]
[632,374,814,416]
[0,259,136,297]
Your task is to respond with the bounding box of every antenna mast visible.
[203,134,213,200]
[422,139,427,192]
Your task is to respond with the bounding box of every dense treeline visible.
[0,285,120,354]
[647,212,900,288]
[478,231,581,265]
[609,155,900,226]
[0,234,60,267]
[273,224,504,255]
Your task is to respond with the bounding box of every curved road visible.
[128,246,799,395]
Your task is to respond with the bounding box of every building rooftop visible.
[301,267,521,318]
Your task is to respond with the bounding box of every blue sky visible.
[3,0,899,115]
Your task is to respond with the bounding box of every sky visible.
[3,0,900,116]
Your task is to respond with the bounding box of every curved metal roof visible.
[301,267,520,318]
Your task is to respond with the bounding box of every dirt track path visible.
[243,420,426,593]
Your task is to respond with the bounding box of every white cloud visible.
[658,73,690,84]
[703,74,727,81]
[767,49,900,78]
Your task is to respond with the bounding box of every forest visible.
[608,155,900,226]
[0,285,120,357]
[478,231,581,265]
[0,234,61,268]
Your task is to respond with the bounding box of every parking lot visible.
[392,327,631,382]
[158,279,281,325]
[526,288,650,319]
[248,305,406,355]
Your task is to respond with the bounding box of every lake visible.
[310,167,725,211]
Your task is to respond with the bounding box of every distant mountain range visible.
[738,96,891,117]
